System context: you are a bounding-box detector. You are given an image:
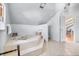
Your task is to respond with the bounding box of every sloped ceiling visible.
[7,3,79,25]
[69,3,79,16]
[7,3,57,25]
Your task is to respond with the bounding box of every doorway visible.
[60,15,75,43]
[65,16,75,43]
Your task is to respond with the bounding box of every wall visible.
[8,3,56,25]
[75,16,79,42]
[47,12,60,41]
[47,3,66,41]
[55,3,65,12]
[5,4,11,24]
[11,24,48,42]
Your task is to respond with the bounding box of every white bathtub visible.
[3,35,45,56]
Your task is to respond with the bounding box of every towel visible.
[6,24,12,34]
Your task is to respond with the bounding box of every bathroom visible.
[0,3,79,56]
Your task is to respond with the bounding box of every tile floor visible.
[41,40,79,56]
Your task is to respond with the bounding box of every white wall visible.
[75,16,79,42]
[8,3,56,25]
[55,3,65,12]
[47,12,61,41]
[5,4,11,24]
[11,24,48,42]
[47,3,66,41]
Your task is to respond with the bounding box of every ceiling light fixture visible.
[64,3,70,9]
[40,3,46,9]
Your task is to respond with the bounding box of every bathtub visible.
[2,35,45,56]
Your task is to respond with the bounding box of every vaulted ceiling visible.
[6,3,79,25]
[7,3,79,25]
[7,3,64,25]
